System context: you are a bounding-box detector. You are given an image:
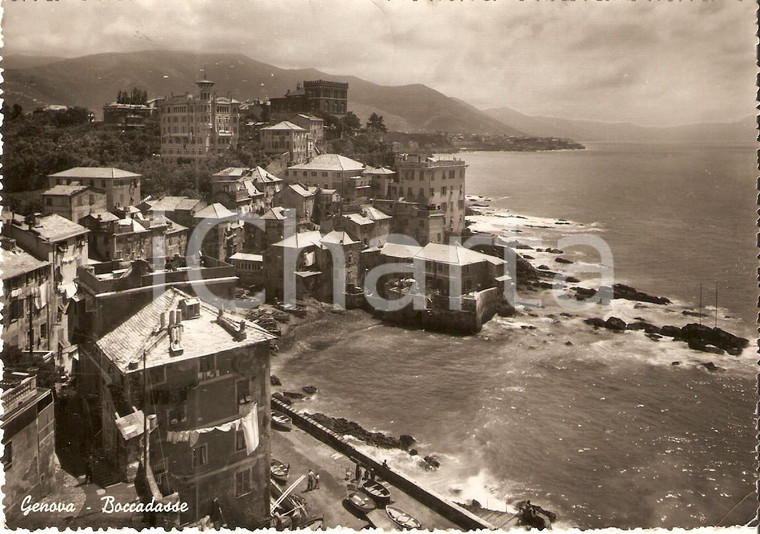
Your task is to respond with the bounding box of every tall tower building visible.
[159,76,240,162]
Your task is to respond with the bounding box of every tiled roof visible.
[194,203,237,220]
[96,288,274,373]
[363,206,392,221]
[321,231,359,246]
[414,243,505,267]
[380,242,423,260]
[262,207,287,221]
[364,166,395,175]
[271,230,323,249]
[262,121,307,132]
[243,181,264,197]
[145,196,205,212]
[16,214,89,242]
[229,252,263,262]
[287,154,364,172]
[213,167,249,178]
[0,247,49,280]
[251,167,283,184]
[84,211,119,223]
[344,213,373,226]
[49,167,141,180]
[41,184,91,197]
[288,184,315,198]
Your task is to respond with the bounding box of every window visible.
[199,355,214,373]
[168,406,187,425]
[9,299,24,322]
[237,379,251,405]
[45,198,53,206]
[191,444,208,467]
[40,323,47,339]
[235,468,252,497]
[235,429,246,452]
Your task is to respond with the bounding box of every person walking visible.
[314,472,320,490]
[84,454,93,484]
[345,467,351,480]
[355,463,362,482]
[307,469,315,491]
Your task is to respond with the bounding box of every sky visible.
[2,0,756,126]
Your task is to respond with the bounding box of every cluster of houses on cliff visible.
[0,78,513,528]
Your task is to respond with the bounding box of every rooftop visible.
[287,184,316,198]
[287,154,364,173]
[271,230,324,249]
[142,196,205,212]
[12,214,89,242]
[364,167,396,176]
[96,288,274,373]
[250,166,283,184]
[414,243,505,267]
[262,121,308,132]
[49,167,141,180]
[193,203,237,220]
[321,231,359,246]
[41,184,91,197]
[0,246,50,280]
[229,252,264,262]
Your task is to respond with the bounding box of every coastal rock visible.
[271,375,282,386]
[408,449,418,456]
[659,325,683,339]
[671,361,681,366]
[612,284,671,305]
[515,244,534,250]
[627,321,661,334]
[399,434,416,450]
[522,255,535,260]
[680,323,748,354]
[604,317,627,331]
[283,391,306,400]
[646,333,662,341]
[584,318,606,329]
[538,265,551,271]
[682,310,708,318]
[497,301,516,317]
[545,248,564,254]
[701,362,719,372]
[575,284,670,305]
[422,455,441,470]
[688,339,724,355]
[565,276,581,283]
[555,257,573,264]
[307,412,414,450]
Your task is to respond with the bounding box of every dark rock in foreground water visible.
[307,412,416,450]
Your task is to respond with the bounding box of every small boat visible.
[362,479,391,506]
[272,411,293,431]
[302,385,318,395]
[386,506,422,530]
[271,459,290,483]
[346,492,376,514]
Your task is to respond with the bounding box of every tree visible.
[340,111,361,136]
[366,112,387,133]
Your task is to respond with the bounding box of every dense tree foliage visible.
[366,112,387,133]
[116,88,149,105]
[1,346,62,390]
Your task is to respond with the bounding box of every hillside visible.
[3,50,522,135]
[484,106,756,144]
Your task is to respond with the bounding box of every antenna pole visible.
[714,282,718,329]
[698,283,703,326]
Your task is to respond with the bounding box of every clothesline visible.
[165,403,259,454]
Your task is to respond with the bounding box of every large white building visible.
[159,77,240,162]
[389,154,467,238]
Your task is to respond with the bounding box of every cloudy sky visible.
[3,0,755,126]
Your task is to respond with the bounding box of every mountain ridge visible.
[3,50,524,135]
[484,106,756,143]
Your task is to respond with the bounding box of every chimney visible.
[169,310,175,327]
[160,312,166,330]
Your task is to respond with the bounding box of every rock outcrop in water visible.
[584,317,749,355]
[574,284,671,305]
[307,412,417,450]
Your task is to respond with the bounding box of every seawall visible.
[271,397,496,531]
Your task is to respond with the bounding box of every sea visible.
[278,143,758,530]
